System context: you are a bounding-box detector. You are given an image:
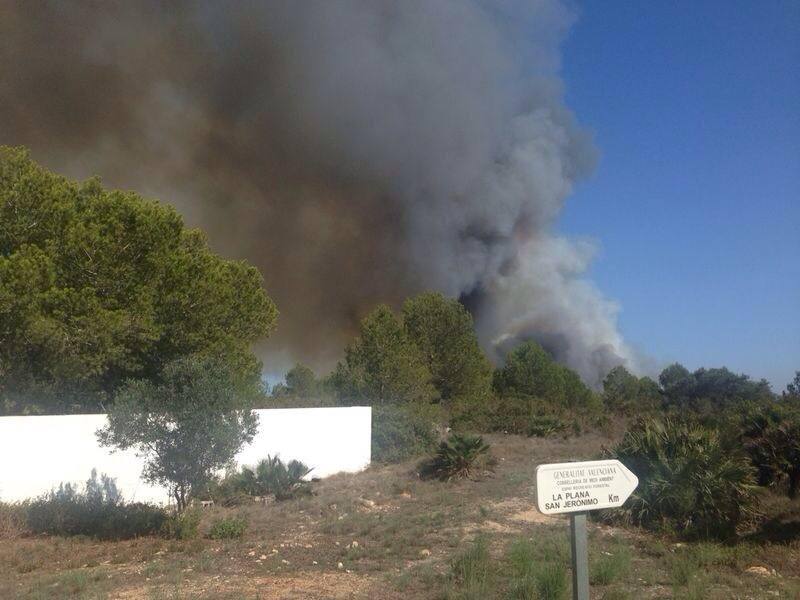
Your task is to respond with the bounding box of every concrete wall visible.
[0,407,371,504]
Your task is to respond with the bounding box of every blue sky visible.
[557,1,799,390]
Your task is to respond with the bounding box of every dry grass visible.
[1,432,798,599]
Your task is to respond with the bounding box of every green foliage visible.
[270,363,328,404]
[741,402,800,498]
[401,292,492,409]
[505,534,569,600]
[161,508,201,540]
[603,366,660,415]
[447,536,490,599]
[487,341,598,437]
[527,414,567,437]
[251,455,313,501]
[783,371,800,402]
[371,403,440,463]
[611,418,758,539]
[590,545,631,585]
[659,362,773,414]
[97,356,259,511]
[208,516,248,539]
[25,470,166,539]
[206,455,314,503]
[0,146,277,414]
[493,341,568,403]
[332,305,437,405]
[419,433,491,481]
[531,562,568,600]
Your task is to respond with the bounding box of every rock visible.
[312,560,318,565]
[419,549,431,557]
[351,540,359,548]
[259,555,267,560]
[358,498,376,508]
[400,491,412,499]
[745,566,775,577]
[281,559,290,565]
[337,562,344,570]
[247,551,256,557]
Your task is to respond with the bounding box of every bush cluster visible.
[161,509,201,540]
[26,470,166,540]
[371,403,440,463]
[208,516,248,539]
[204,455,314,505]
[609,418,758,539]
[419,433,492,481]
[0,502,28,539]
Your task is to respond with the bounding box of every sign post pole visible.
[569,512,589,600]
[534,459,638,600]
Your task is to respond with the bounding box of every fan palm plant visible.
[419,433,491,481]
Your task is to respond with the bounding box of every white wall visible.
[0,407,371,504]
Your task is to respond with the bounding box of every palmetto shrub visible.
[419,433,491,481]
[610,418,758,539]
[252,455,313,501]
[208,455,314,503]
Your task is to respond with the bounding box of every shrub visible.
[161,508,201,540]
[590,545,631,585]
[26,470,166,540]
[205,455,314,503]
[533,562,568,600]
[419,433,491,481]
[372,403,439,463]
[0,502,28,539]
[208,516,247,539]
[527,414,567,437]
[448,536,491,598]
[610,418,758,539]
[741,403,800,498]
[203,472,251,507]
[484,396,574,438]
[252,455,313,501]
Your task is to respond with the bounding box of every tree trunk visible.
[789,468,800,499]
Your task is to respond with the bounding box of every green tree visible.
[97,356,259,511]
[603,366,660,414]
[331,305,437,405]
[783,371,800,403]
[0,147,277,413]
[272,363,319,399]
[401,292,492,406]
[659,363,773,413]
[658,363,694,405]
[493,341,570,405]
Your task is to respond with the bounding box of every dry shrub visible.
[0,502,29,539]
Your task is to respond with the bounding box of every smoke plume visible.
[0,0,634,384]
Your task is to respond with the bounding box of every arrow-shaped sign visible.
[535,459,638,515]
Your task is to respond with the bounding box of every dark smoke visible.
[0,0,635,384]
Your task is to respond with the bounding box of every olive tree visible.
[97,357,259,511]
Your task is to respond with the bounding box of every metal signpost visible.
[535,460,638,600]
